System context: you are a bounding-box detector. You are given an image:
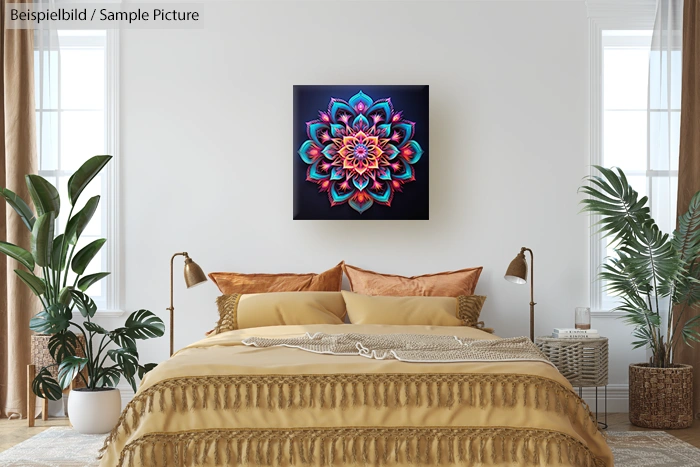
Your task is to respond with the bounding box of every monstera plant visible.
[0,155,164,406]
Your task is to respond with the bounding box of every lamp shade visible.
[183,257,207,288]
[504,251,528,284]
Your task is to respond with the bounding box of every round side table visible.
[535,336,609,428]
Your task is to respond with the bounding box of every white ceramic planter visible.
[67,388,121,434]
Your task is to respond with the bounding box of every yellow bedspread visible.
[99,324,613,466]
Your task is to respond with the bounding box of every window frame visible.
[587,1,656,315]
[34,29,122,317]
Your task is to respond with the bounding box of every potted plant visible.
[581,166,698,428]
[0,155,164,433]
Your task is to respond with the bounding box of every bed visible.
[98,323,613,466]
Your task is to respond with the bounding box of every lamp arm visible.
[521,247,536,341]
[168,252,188,356]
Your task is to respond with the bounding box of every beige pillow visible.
[213,292,346,334]
[342,291,489,327]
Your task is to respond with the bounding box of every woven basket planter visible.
[629,363,693,429]
[31,334,87,390]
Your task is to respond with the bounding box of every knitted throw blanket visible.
[242,333,553,365]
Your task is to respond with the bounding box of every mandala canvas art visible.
[293,85,429,220]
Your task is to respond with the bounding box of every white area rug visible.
[0,427,103,466]
[1,427,700,466]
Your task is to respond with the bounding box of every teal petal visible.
[384,144,399,160]
[392,122,414,147]
[330,183,354,203]
[329,100,355,122]
[353,176,369,191]
[307,159,330,181]
[367,101,391,123]
[322,145,336,160]
[377,124,392,137]
[330,124,344,138]
[349,197,373,214]
[352,114,370,131]
[297,140,319,164]
[368,184,392,204]
[392,161,413,181]
[400,140,423,164]
[307,122,329,146]
[330,167,344,180]
[377,167,392,180]
[348,91,373,114]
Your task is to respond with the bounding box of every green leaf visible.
[31,212,55,268]
[109,327,136,350]
[84,321,108,334]
[125,310,165,340]
[57,356,88,389]
[29,305,71,334]
[64,196,100,245]
[32,368,62,400]
[77,272,110,292]
[70,290,97,318]
[0,188,35,230]
[107,348,139,392]
[137,362,157,379]
[67,156,111,206]
[50,234,69,271]
[0,241,34,270]
[14,269,46,297]
[58,286,73,306]
[48,331,78,365]
[71,238,106,275]
[95,366,121,388]
[25,174,60,216]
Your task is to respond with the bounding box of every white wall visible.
[104,0,645,410]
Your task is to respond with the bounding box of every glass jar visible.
[575,307,591,330]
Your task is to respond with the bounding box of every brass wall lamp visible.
[504,247,536,341]
[168,252,208,356]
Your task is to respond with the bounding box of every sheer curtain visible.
[648,0,683,236]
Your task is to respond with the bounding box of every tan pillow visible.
[342,291,490,329]
[209,263,343,294]
[213,291,346,333]
[343,264,483,297]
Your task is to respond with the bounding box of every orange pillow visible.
[343,264,482,297]
[209,262,343,294]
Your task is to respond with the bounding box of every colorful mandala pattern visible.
[298,91,424,214]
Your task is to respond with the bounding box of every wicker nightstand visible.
[535,336,609,428]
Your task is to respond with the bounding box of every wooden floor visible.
[2,413,700,453]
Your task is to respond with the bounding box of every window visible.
[34,30,120,314]
[589,18,681,312]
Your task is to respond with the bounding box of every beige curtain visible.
[0,0,39,418]
[675,0,700,419]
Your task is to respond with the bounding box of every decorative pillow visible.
[342,291,490,330]
[209,263,343,294]
[342,264,483,297]
[212,291,346,334]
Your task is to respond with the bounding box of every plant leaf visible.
[31,212,54,268]
[84,321,108,334]
[64,196,100,245]
[48,330,78,365]
[29,305,71,334]
[32,368,62,400]
[137,362,158,379]
[95,366,121,388]
[0,188,35,230]
[77,272,110,292]
[50,234,69,271]
[109,327,136,350]
[71,238,106,275]
[14,269,46,297]
[107,348,139,392]
[67,156,111,206]
[25,174,60,216]
[57,356,88,389]
[58,286,73,306]
[70,290,97,318]
[0,241,34,270]
[125,310,165,340]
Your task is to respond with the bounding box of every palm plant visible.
[0,155,164,399]
[580,166,700,368]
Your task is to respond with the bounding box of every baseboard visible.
[116,382,629,414]
[117,382,135,409]
[580,384,628,415]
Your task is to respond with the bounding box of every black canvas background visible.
[293,85,429,220]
